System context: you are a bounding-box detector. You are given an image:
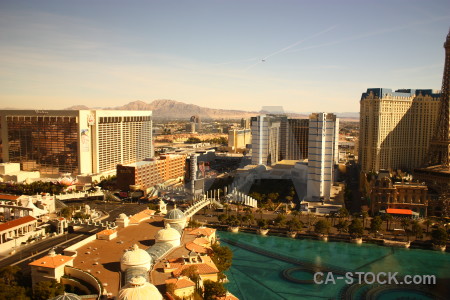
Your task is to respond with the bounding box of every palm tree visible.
[423,218,433,233]
[400,218,411,231]
[338,207,349,221]
[384,214,393,231]
[361,211,369,228]
[335,220,349,235]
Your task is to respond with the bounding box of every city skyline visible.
[1,0,449,112]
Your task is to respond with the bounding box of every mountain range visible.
[64,99,358,120]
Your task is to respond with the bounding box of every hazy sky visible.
[1,0,449,112]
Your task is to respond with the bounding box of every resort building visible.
[0,215,44,256]
[251,115,282,166]
[227,129,251,153]
[165,276,196,299]
[369,177,429,217]
[116,154,186,191]
[0,110,153,177]
[306,113,339,201]
[281,118,309,161]
[359,89,440,172]
[29,249,74,288]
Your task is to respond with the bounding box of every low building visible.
[370,177,428,217]
[117,154,186,191]
[165,276,196,299]
[29,249,74,287]
[0,215,44,256]
[96,228,118,240]
[227,129,251,153]
[165,252,220,283]
[187,226,216,244]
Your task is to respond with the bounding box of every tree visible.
[218,214,228,224]
[60,207,73,220]
[257,219,268,229]
[431,227,448,246]
[369,216,383,235]
[338,207,349,220]
[335,220,349,235]
[0,265,22,286]
[348,218,364,238]
[33,280,64,300]
[400,219,411,231]
[314,219,330,236]
[0,283,29,300]
[273,214,286,228]
[203,280,226,300]
[286,218,303,232]
[423,218,433,233]
[411,220,423,239]
[361,211,369,228]
[181,265,201,291]
[383,214,393,231]
[211,243,233,274]
[186,137,202,144]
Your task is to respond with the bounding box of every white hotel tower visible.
[306,113,339,201]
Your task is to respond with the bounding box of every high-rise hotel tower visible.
[306,113,339,201]
[359,88,440,173]
[0,110,153,176]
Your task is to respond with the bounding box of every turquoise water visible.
[219,231,450,300]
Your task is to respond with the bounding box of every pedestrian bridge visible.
[183,197,223,218]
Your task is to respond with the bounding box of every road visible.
[0,225,102,274]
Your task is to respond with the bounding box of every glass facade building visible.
[0,110,153,177]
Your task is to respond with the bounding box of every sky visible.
[0,0,449,113]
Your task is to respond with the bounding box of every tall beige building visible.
[228,129,251,153]
[359,88,440,172]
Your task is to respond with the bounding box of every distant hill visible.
[64,99,359,121]
[66,105,90,110]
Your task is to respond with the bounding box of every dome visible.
[119,276,163,300]
[164,206,185,220]
[118,213,128,219]
[120,244,152,272]
[50,293,82,300]
[155,224,181,243]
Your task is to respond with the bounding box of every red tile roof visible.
[165,277,195,289]
[217,292,239,300]
[129,209,155,224]
[0,216,36,232]
[97,229,117,236]
[29,254,74,269]
[186,242,210,254]
[193,237,209,245]
[188,227,216,237]
[0,194,20,201]
[387,208,413,215]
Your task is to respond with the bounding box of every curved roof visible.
[121,244,152,267]
[146,242,173,261]
[124,267,149,284]
[170,223,183,234]
[155,224,181,243]
[164,207,185,220]
[119,276,163,300]
[50,293,82,300]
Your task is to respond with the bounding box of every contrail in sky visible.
[287,15,450,54]
[243,25,338,71]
